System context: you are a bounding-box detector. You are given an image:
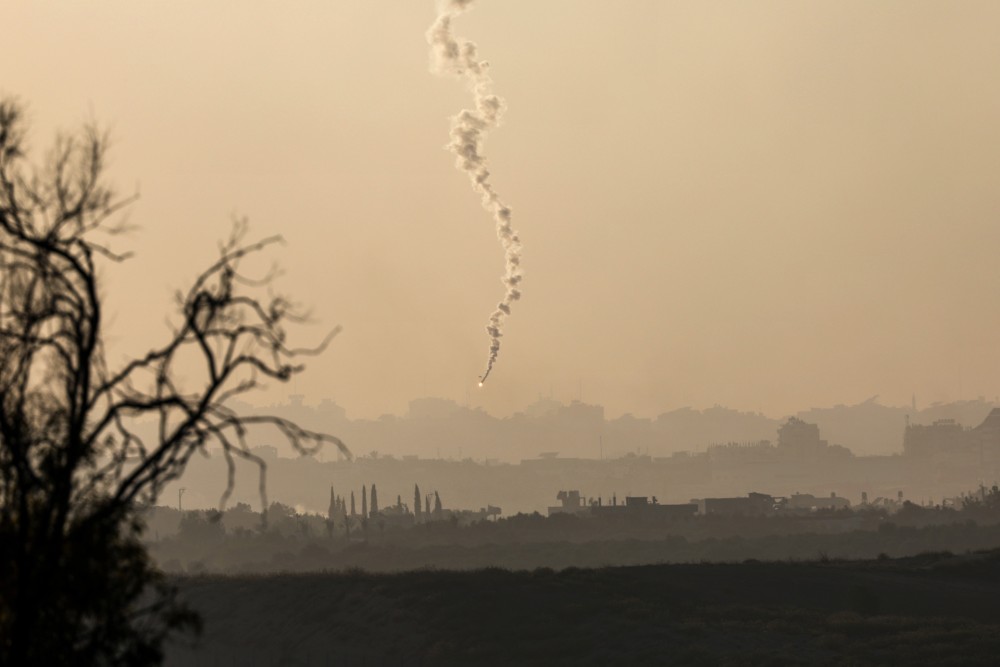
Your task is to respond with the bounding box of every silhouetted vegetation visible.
[0,99,344,665]
[144,495,1000,574]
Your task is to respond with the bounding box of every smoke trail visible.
[427,0,522,385]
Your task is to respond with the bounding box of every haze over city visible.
[6,0,1000,425]
[8,2,1000,664]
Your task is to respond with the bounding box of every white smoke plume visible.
[427,0,522,385]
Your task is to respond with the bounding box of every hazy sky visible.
[7,1,1000,419]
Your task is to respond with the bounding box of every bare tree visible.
[0,98,348,665]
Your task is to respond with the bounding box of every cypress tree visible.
[327,487,337,536]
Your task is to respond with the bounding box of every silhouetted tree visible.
[350,490,356,517]
[362,485,368,519]
[371,484,379,515]
[434,491,442,515]
[177,510,224,545]
[0,99,348,665]
[327,486,337,536]
[414,484,422,522]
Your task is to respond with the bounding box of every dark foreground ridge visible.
[168,549,1000,666]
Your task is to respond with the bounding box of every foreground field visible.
[167,550,1000,666]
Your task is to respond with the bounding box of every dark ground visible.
[166,549,1000,666]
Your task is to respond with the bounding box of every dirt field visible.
[166,550,1000,666]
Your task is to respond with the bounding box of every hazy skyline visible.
[7,1,1000,420]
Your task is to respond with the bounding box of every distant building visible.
[776,417,852,460]
[548,490,588,516]
[904,408,1000,467]
[697,492,777,516]
[786,492,850,511]
[903,418,966,458]
[708,440,774,463]
[971,409,1000,466]
[549,490,697,519]
[590,495,697,519]
[778,417,826,452]
[705,417,852,469]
